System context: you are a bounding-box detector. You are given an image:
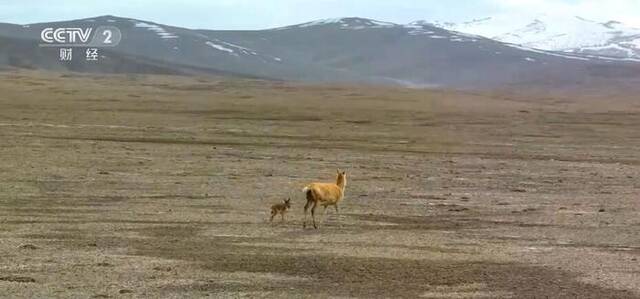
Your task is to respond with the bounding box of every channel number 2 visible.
[103,30,113,44]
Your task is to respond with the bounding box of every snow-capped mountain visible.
[426,14,640,60]
[2,16,640,88]
[275,17,398,30]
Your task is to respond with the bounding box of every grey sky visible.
[1,0,638,29]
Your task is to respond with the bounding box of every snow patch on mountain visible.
[217,40,258,55]
[133,21,178,39]
[572,44,636,57]
[296,18,343,28]
[340,18,396,30]
[203,38,283,62]
[204,39,264,57]
[505,43,591,61]
[278,18,397,30]
[621,38,640,48]
[405,23,435,36]
[404,22,479,42]
[206,41,235,54]
[423,14,640,59]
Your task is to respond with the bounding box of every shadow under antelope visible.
[302,170,347,229]
[270,198,291,223]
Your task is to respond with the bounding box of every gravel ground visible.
[0,70,639,298]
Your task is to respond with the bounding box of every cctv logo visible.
[41,28,93,44]
[39,26,121,47]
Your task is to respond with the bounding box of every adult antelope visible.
[302,170,347,229]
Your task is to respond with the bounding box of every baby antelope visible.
[302,170,347,229]
[270,198,291,223]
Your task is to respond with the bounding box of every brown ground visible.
[0,70,639,298]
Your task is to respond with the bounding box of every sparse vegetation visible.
[0,70,639,297]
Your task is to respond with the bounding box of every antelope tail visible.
[302,186,315,201]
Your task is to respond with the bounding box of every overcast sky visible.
[1,0,639,29]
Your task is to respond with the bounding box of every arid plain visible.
[0,70,639,298]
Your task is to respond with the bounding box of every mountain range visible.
[430,14,640,60]
[1,15,640,89]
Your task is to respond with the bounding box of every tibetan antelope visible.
[302,170,347,229]
[270,198,291,223]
